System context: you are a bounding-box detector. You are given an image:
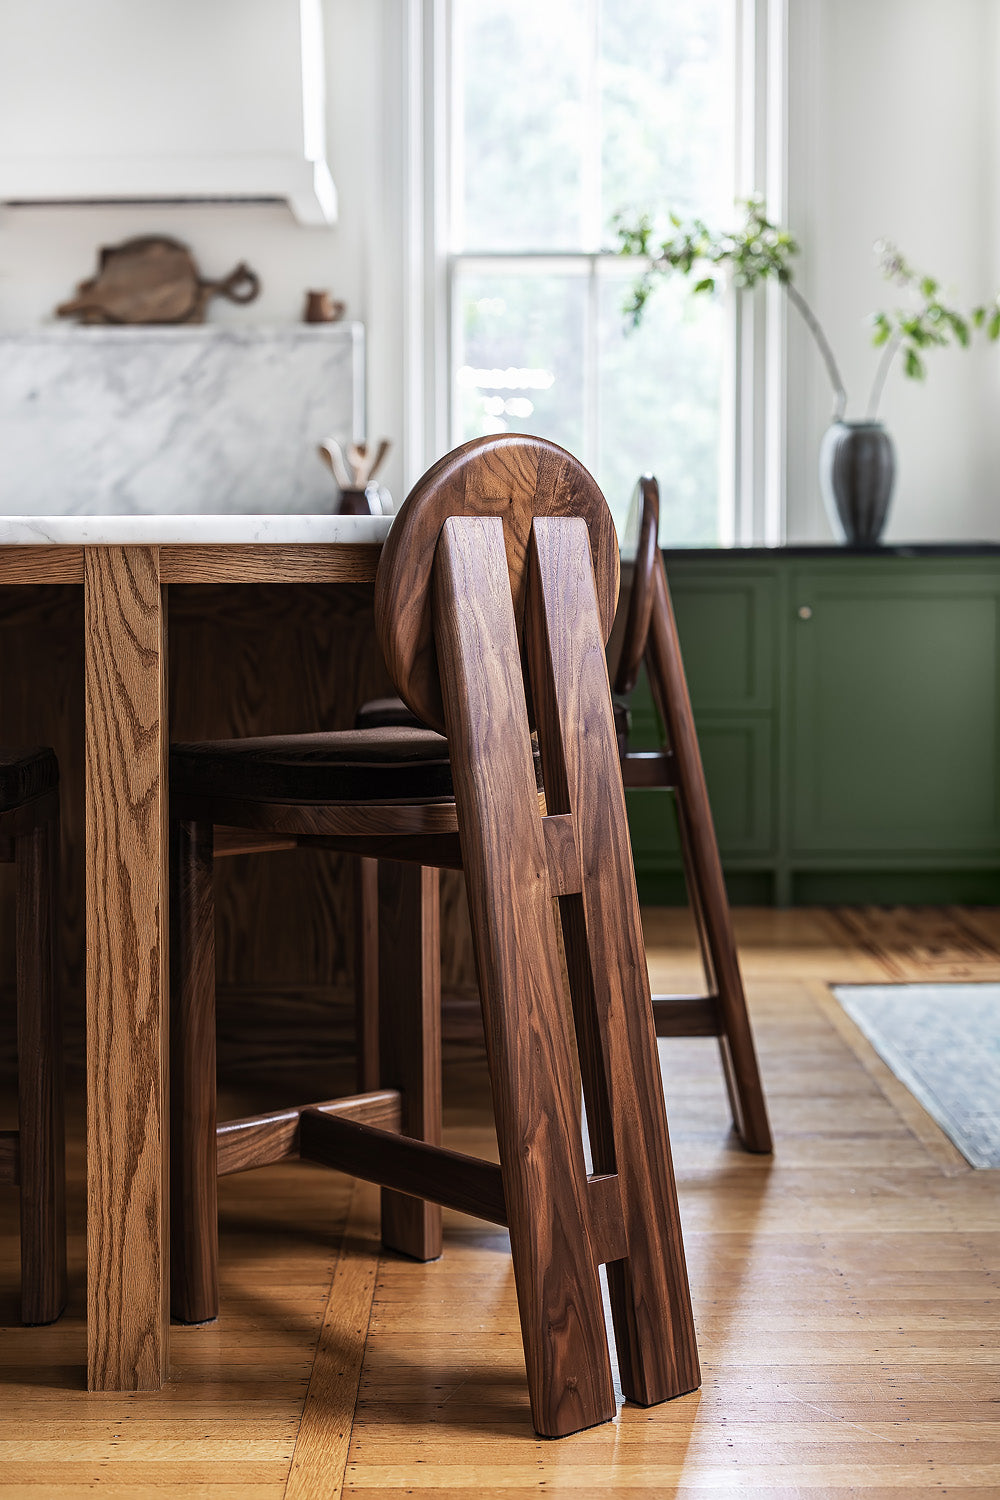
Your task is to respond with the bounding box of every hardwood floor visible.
[1,907,998,1496]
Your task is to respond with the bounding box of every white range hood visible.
[0,0,337,226]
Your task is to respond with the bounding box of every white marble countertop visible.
[0,514,394,546]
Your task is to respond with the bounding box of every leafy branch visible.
[614,198,1000,423]
[866,241,1000,418]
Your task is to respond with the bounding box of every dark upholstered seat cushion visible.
[171,726,456,805]
[354,695,426,732]
[0,747,58,812]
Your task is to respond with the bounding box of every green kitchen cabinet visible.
[623,548,1000,905]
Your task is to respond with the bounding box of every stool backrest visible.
[612,474,660,697]
[375,435,619,734]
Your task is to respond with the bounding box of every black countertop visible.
[661,543,1000,558]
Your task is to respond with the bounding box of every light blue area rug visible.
[832,984,1000,1168]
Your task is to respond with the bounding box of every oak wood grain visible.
[0,909,997,1493]
[284,1180,379,1500]
[0,582,481,1090]
[0,548,84,585]
[159,544,381,585]
[84,544,168,1390]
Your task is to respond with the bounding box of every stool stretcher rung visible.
[652,994,723,1038]
[542,813,582,894]
[217,1089,402,1176]
[587,1173,628,1265]
[299,1108,507,1226]
[620,751,678,788]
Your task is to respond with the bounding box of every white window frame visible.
[399,0,789,545]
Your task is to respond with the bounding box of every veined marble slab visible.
[0,513,393,545]
[0,325,364,515]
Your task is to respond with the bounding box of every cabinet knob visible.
[797,605,813,621]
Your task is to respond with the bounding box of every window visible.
[446,0,740,542]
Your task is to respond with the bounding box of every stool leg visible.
[170,819,218,1323]
[354,856,380,1093]
[526,519,700,1411]
[16,811,66,1325]
[378,860,443,1261]
[434,519,616,1437]
[647,556,772,1153]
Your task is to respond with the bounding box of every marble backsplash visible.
[0,324,364,514]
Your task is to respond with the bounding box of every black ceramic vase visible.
[819,420,896,546]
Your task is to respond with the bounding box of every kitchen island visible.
[0,513,391,1391]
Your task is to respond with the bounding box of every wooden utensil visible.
[56,237,260,326]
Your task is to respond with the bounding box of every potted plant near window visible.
[614,199,1000,545]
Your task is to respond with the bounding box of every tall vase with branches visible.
[614,198,1000,544]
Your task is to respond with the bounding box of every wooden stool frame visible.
[170,436,699,1437]
[615,475,772,1153]
[0,788,66,1325]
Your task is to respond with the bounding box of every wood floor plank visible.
[283,1181,380,1500]
[2,907,998,1495]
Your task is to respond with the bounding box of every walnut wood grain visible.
[216,1089,402,1176]
[354,858,380,1092]
[0,582,481,1089]
[652,993,723,1036]
[613,476,659,697]
[432,514,615,1436]
[645,551,772,1151]
[84,544,168,1389]
[376,434,619,734]
[171,793,462,838]
[212,828,299,858]
[300,1109,507,1226]
[170,819,218,1326]
[0,1132,17,1183]
[586,1173,628,1267]
[613,474,771,1154]
[542,813,582,896]
[525,515,700,1407]
[15,809,66,1325]
[377,861,442,1261]
[619,750,677,788]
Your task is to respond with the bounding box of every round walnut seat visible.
[353,696,425,732]
[171,726,454,805]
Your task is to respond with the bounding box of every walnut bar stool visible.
[611,475,771,1152]
[354,476,772,1153]
[0,748,66,1325]
[170,434,699,1437]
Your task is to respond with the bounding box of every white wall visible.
[0,0,410,504]
[2,0,998,539]
[786,0,1000,541]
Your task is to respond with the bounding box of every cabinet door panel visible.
[792,575,1000,854]
[627,718,773,865]
[666,569,775,711]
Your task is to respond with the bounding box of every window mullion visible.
[584,255,600,476]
